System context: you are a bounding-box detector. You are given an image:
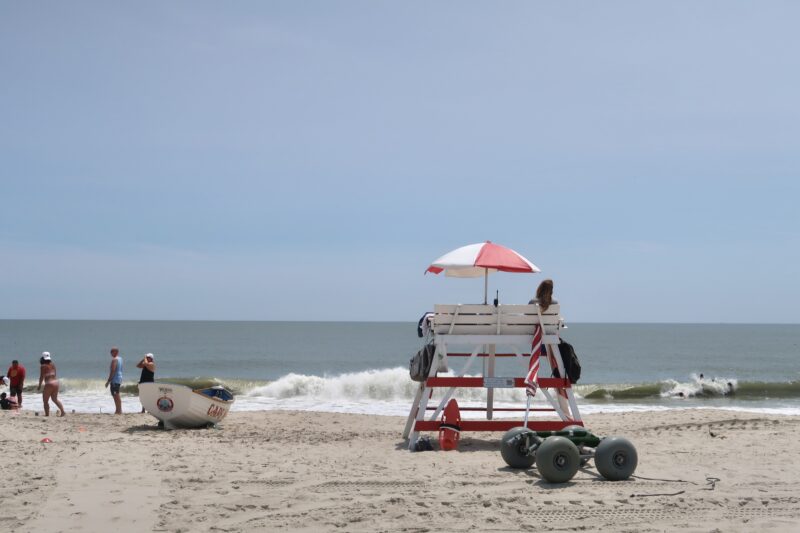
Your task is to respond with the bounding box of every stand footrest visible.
[413,420,581,432]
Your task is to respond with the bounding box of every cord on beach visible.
[629,475,720,498]
[630,490,686,498]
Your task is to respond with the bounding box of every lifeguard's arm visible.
[106,359,118,385]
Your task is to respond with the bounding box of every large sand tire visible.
[595,437,638,481]
[535,436,580,483]
[500,427,537,469]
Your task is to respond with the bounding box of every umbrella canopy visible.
[426,241,540,303]
[426,241,540,278]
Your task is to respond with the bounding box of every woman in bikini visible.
[37,351,66,417]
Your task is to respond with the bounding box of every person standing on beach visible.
[37,352,66,416]
[136,353,155,413]
[6,360,26,408]
[105,347,123,415]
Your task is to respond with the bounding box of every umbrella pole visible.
[484,268,488,304]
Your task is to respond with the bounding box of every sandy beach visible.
[2,408,798,532]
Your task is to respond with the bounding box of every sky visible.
[1,1,799,323]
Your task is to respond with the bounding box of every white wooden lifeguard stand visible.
[404,303,583,450]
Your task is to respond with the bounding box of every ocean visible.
[1,320,799,417]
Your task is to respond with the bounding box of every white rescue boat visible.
[138,382,234,429]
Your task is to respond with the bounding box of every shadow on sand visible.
[395,436,499,452]
[125,423,164,433]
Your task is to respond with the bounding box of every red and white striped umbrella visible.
[425,241,540,303]
[426,241,540,278]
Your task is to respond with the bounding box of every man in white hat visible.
[136,353,156,413]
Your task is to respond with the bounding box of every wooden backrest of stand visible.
[432,304,562,336]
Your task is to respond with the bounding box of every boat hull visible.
[138,382,234,429]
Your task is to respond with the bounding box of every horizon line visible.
[1,318,799,326]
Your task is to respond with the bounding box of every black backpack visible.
[409,342,436,382]
[552,340,582,383]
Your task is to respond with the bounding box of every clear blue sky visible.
[2,2,799,322]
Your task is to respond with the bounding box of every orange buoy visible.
[438,399,461,451]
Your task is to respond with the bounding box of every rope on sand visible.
[629,475,720,498]
[630,490,686,497]
[631,475,699,484]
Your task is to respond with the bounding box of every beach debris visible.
[40,437,53,443]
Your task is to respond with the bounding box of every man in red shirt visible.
[7,360,25,407]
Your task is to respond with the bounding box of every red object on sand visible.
[439,399,461,451]
[40,438,53,443]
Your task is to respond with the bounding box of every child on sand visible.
[0,392,18,410]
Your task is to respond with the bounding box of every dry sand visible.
[4,408,800,532]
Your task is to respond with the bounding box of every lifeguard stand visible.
[403,303,582,450]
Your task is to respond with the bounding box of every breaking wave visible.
[580,374,800,401]
[12,370,800,415]
[248,370,800,403]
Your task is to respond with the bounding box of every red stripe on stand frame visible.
[446,352,523,357]
[425,377,570,388]
[414,420,582,432]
